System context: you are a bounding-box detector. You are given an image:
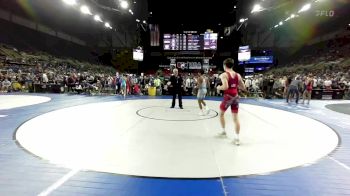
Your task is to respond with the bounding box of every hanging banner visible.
[203,59,209,69]
[170,58,176,69]
[159,64,171,68]
[175,61,202,69]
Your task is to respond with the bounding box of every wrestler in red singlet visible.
[216,58,246,146]
[302,74,314,104]
[219,72,240,113]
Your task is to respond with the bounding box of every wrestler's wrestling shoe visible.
[216,131,227,138]
[205,106,210,115]
[233,138,240,146]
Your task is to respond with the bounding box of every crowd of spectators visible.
[243,70,350,100]
[1,35,349,100]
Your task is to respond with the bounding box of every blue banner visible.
[239,56,273,64]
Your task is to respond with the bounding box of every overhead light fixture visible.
[234,6,237,9]
[298,3,311,13]
[94,15,103,22]
[239,18,248,23]
[120,0,129,9]
[136,19,140,22]
[274,25,279,28]
[143,20,147,24]
[62,0,77,6]
[105,22,112,29]
[291,14,296,18]
[80,5,92,15]
[279,21,283,25]
[251,4,263,13]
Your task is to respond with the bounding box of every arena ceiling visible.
[0,0,348,45]
[148,0,349,37]
[237,0,350,34]
[0,0,148,43]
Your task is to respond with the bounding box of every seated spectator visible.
[42,73,49,83]
[11,80,22,92]
[1,78,11,92]
[133,84,142,95]
[324,77,332,90]
[75,84,83,94]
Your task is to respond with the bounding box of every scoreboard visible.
[163,32,217,51]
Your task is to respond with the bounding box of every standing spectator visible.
[267,75,275,98]
[284,76,292,98]
[120,75,127,99]
[215,76,222,96]
[209,76,216,96]
[185,74,193,96]
[154,76,162,95]
[67,74,75,92]
[126,75,131,95]
[244,77,252,92]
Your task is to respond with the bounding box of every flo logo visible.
[316,10,335,17]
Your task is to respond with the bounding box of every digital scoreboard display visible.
[238,45,251,62]
[203,32,218,50]
[187,34,202,50]
[133,48,143,61]
[163,34,187,50]
[163,32,217,51]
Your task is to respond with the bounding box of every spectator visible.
[1,78,11,92]
[324,77,332,90]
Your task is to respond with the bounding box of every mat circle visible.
[136,106,218,121]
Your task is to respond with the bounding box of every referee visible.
[169,68,184,109]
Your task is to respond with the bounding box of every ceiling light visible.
[62,0,77,6]
[94,15,103,22]
[239,18,248,23]
[251,4,263,13]
[80,5,92,15]
[105,22,112,29]
[120,1,129,9]
[298,3,311,13]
